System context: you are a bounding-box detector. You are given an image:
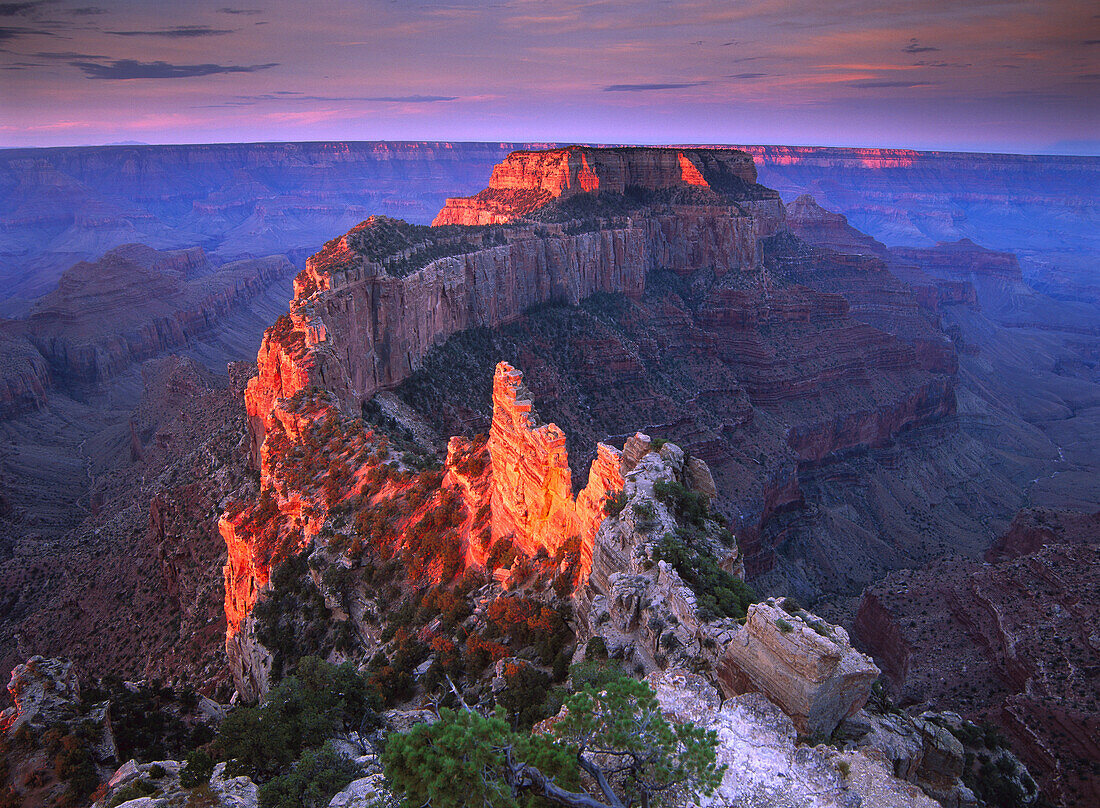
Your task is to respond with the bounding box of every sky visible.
[0,0,1097,153]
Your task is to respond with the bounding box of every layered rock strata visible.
[0,332,51,418]
[19,245,293,387]
[433,146,766,225]
[489,362,624,572]
[248,148,957,590]
[648,668,939,808]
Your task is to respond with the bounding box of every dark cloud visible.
[0,2,40,16]
[219,7,263,13]
[903,38,939,53]
[603,82,708,92]
[0,24,54,41]
[73,58,278,79]
[1084,39,1100,45]
[914,60,971,68]
[849,80,933,88]
[369,95,457,102]
[726,72,767,79]
[106,25,235,38]
[68,6,107,15]
[32,49,104,58]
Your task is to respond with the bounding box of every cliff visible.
[225,360,624,698]
[0,331,51,418]
[243,154,787,466]
[488,362,623,572]
[433,146,769,225]
[0,141,538,306]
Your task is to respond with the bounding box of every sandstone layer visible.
[433,146,766,225]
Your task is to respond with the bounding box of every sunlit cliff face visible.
[223,355,623,656]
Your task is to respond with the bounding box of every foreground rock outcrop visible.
[581,435,878,737]
[648,668,939,808]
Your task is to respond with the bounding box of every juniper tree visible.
[383,675,723,808]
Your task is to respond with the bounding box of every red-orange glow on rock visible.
[678,152,709,186]
[576,152,600,193]
[489,362,623,580]
[433,146,756,226]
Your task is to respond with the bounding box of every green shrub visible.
[258,743,358,808]
[180,748,215,788]
[603,490,627,517]
[585,636,609,660]
[655,530,756,621]
[213,658,371,783]
[107,779,157,807]
[569,659,621,693]
[776,618,794,634]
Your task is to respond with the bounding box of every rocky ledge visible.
[579,434,878,737]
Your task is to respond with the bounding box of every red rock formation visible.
[433,146,761,225]
[488,362,623,574]
[228,354,624,696]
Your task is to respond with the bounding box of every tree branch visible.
[498,745,625,808]
[578,754,628,808]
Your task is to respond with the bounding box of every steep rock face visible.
[489,362,623,572]
[785,193,888,257]
[714,600,879,737]
[0,332,51,418]
[433,146,764,225]
[0,141,541,306]
[853,509,1100,808]
[225,360,623,699]
[244,170,785,467]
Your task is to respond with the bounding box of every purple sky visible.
[1,0,1097,153]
